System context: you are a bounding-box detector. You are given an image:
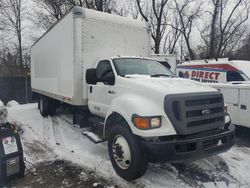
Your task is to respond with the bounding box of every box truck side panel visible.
[31,12,84,105]
[31,7,151,105]
[239,89,250,127]
[219,87,240,125]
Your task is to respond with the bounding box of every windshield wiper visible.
[151,74,173,78]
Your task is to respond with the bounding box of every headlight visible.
[224,105,228,114]
[132,115,161,130]
[225,113,231,125]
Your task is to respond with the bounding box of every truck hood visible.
[123,75,217,95]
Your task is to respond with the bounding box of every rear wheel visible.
[48,100,57,116]
[108,125,148,181]
[39,96,49,117]
[39,96,57,117]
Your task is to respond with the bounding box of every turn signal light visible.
[134,117,150,129]
[132,115,161,130]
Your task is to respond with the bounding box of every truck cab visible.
[85,57,234,180]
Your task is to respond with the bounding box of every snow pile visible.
[6,103,250,188]
[0,100,4,108]
[0,100,7,124]
[6,100,19,108]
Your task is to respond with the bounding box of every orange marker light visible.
[134,117,150,129]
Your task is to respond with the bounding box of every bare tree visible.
[136,0,169,54]
[0,0,24,68]
[163,10,182,54]
[170,0,201,60]
[208,0,220,59]
[231,33,250,60]
[83,0,117,12]
[127,0,140,19]
[34,0,126,30]
[34,0,72,24]
[200,0,249,59]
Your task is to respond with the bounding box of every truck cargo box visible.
[31,7,151,106]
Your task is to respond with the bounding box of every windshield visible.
[240,72,250,81]
[113,58,174,77]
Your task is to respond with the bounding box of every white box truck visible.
[31,7,234,181]
[207,83,250,128]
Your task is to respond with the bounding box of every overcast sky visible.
[1,0,250,56]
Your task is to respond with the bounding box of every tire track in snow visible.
[173,157,240,187]
[51,116,63,147]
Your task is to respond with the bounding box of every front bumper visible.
[142,124,235,163]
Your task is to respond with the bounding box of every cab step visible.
[82,128,105,144]
[73,110,105,128]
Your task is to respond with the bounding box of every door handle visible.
[241,105,247,110]
[108,90,116,95]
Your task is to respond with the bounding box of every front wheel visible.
[108,125,148,181]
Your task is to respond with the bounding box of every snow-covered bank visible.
[7,103,250,187]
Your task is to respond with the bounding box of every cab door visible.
[88,60,117,117]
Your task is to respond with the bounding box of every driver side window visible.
[96,60,114,84]
[227,71,244,82]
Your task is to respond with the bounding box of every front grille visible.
[186,107,223,118]
[185,97,222,106]
[165,92,225,135]
[187,117,224,128]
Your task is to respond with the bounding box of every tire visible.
[39,96,49,117]
[48,100,57,116]
[108,125,148,181]
[38,99,40,110]
[39,96,57,117]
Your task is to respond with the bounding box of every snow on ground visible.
[6,103,250,188]
[6,100,20,108]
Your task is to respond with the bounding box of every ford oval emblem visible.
[202,109,211,116]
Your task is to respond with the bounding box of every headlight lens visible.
[225,113,231,125]
[132,115,161,130]
[151,117,161,128]
[224,105,228,114]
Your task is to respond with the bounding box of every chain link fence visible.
[0,76,32,104]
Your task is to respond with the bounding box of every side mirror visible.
[86,69,97,85]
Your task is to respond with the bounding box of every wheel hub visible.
[115,144,124,159]
[112,135,131,170]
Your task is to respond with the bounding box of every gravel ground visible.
[7,160,119,188]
